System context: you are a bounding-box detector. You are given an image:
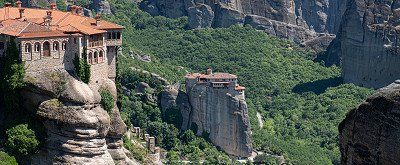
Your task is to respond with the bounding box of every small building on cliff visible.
[0,1,123,83]
[184,69,252,158]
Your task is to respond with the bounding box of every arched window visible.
[94,51,98,64]
[53,41,59,51]
[34,42,41,52]
[62,41,67,50]
[43,41,50,57]
[88,52,93,64]
[25,43,32,53]
[99,51,104,63]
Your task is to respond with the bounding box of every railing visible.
[88,41,103,48]
[105,39,122,46]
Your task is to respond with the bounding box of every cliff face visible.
[338,0,400,88]
[186,85,252,157]
[23,69,136,165]
[160,83,252,158]
[140,0,347,45]
[339,80,400,164]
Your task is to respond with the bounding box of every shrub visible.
[6,124,39,157]
[100,89,115,114]
[0,151,17,165]
[122,135,147,162]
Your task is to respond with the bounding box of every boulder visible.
[339,81,400,164]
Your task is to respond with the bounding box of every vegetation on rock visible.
[100,89,115,114]
[73,46,91,84]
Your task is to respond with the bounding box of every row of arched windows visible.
[88,50,104,64]
[24,41,67,57]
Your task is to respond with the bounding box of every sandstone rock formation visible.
[186,85,252,157]
[339,80,400,164]
[159,84,191,130]
[23,69,137,165]
[140,0,347,46]
[160,82,252,157]
[338,0,400,88]
[92,0,112,14]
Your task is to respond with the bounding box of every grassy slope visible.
[107,1,374,164]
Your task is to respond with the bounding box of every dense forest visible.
[104,0,374,164]
[0,0,374,164]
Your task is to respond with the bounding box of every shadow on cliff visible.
[292,77,343,95]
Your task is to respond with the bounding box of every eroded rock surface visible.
[338,0,400,88]
[23,69,136,165]
[140,0,347,46]
[160,83,252,157]
[339,81,400,164]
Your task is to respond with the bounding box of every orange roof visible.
[0,6,124,37]
[235,85,246,91]
[185,73,238,79]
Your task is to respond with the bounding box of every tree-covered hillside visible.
[106,0,374,164]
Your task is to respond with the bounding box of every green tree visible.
[0,151,18,165]
[6,124,39,158]
[100,89,115,114]
[204,148,232,165]
[181,130,196,144]
[166,150,181,165]
[73,46,91,83]
[0,38,25,130]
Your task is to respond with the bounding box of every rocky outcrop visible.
[159,84,191,130]
[140,0,347,46]
[339,80,400,164]
[160,82,252,157]
[339,0,400,88]
[92,0,112,14]
[23,69,136,165]
[185,85,252,157]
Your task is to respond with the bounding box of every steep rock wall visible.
[339,80,400,164]
[340,0,400,88]
[160,84,252,157]
[186,85,252,157]
[23,69,136,165]
[140,0,347,45]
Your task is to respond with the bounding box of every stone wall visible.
[19,36,81,72]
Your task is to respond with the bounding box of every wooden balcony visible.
[88,41,104,48]
[105,39,122,46]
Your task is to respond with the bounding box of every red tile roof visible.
[185,73,238,79]
[235,85,246,91]
[0,6,124,38]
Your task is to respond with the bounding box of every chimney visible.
[70,5,77,14]
[95,14,101,26]
[44,10,52,27]
[50,3,57,10]
[77,6,83,16]
[4,3,12,7]
[207,68,213,75]
[19,8,25,19]
[16,1,22,8]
